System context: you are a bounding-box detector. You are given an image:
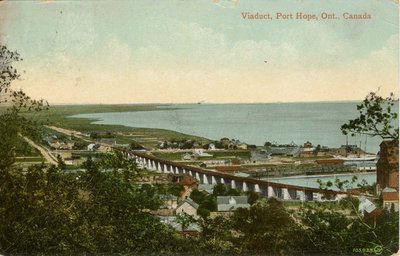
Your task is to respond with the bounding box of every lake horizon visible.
[72,102,399,153]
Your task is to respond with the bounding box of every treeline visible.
[0,152,398,255]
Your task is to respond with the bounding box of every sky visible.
[0,0,398,104]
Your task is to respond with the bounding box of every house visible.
[237,143,248,150]
[208,143,216,150]
[358,196,377,216]
[193,148,213,158]
[269,147,289,156]
[64,156,84,166]
[87,143,99,151]
[286,147,301,157]
[159,216,201,235]
[176,198,199,217]
[381,187,399,212]
[299,147,316,157]
[159,194,178,209]
[249,150,271,164]
[376,140,399,194]
[217,196,250,212]
[335,144,364,157]
[182,153,193,161]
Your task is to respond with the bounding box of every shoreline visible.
[34,104,212,149]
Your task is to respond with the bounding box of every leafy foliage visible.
[0,45,48,169]
[341,92,399,140]
[176,212,196,231]
[0,155,189,254]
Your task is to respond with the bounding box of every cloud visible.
[9,9,398,104]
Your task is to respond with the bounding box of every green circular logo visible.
[374,245,383,255]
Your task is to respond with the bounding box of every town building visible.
[182,153,192,161]
[193,148,213,158]
[176,198,199,217]
[208,143,216,150]
[299,147,316,157]
[381,187,399,212]
[376,140,399,194]
[335,144,364,157]
[159,194,178,210]
[358,196,377,217]
[237,143,248,150]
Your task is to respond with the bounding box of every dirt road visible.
[21,135,58,165]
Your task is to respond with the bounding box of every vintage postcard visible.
[0,0,398,255]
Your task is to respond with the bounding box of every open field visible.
[18,104,212,149]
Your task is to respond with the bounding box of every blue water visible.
[73,102,398,153]
[267,172,376,191]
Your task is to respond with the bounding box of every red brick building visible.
[376,140,399,194]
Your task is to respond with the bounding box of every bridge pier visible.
[297,190,305,201]
[242,182,248,192]
[282,188,291,200]
[203,174,209,184]
[268,186,275,198]
[130,153,349,202]
[231,180,236,189]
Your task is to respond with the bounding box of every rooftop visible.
[177,198,199,210]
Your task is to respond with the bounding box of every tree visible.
[56,154,66,170]
[341,92,399,140]
[0,45,48,169]
[299,206,398,255]
[198,216,236,254]
[176,212,196,232]
[129,141,144,150]
[230,198,303,254]
[264,141,272,148]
